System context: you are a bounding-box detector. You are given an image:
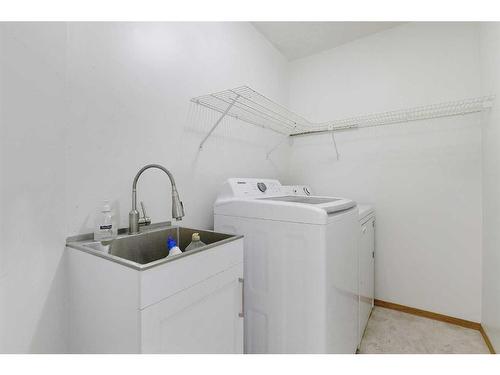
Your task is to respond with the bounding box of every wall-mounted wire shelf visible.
[291,95,495,137]
[191,86,494,155]
[191,86,310,141]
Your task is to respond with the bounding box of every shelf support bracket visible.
[266,135,289,160]
[199,94,240,150]
[331,131,340,160]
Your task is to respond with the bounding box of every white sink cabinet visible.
[66,225,244,353]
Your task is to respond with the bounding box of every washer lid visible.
[214,194,356,224]
[258,195,354,215]
[259,196,338,204]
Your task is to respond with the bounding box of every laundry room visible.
[1,1,500,371]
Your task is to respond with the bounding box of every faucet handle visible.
[139,201,151,226]
[140,201,148,218]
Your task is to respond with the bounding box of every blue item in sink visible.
[167,235,182,256]
[167,235,177,250]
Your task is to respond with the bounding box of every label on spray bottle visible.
[94,201,117,242]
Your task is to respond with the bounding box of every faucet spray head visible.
[172,189,185,221]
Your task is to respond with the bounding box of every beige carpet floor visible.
[358,306,490,354]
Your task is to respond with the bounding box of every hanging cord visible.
[331,131,340,160]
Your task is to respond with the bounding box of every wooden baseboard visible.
[374,299,480,330]
[374,299,495,354]
[479,325,496,354]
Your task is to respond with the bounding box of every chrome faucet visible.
[129,164,185,234]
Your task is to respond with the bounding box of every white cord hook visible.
[331,131,340,160]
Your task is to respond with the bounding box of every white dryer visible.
[214,178,359,353]
[358,205,375,344]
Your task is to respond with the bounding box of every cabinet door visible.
[141,264,244,353]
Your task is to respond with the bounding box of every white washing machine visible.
[214,178,359,353]
[282,184,313,196]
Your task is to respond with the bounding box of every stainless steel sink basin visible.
[66,222,242,270]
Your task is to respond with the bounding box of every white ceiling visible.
[252,22,405,61]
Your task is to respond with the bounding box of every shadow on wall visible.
[29,252,68,353]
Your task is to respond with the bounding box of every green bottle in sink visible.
[185,233,206,252]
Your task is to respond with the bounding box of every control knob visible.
[257,182,267,192]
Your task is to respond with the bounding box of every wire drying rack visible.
[191,86,494,157]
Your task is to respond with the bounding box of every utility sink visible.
[66,221,244,353]
[66,222,242,270]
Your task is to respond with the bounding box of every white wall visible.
[287,23,483,321]
[0,23,68,353]
[479,23,500,351]
[0,22,289,353]
[65,22,290,236]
